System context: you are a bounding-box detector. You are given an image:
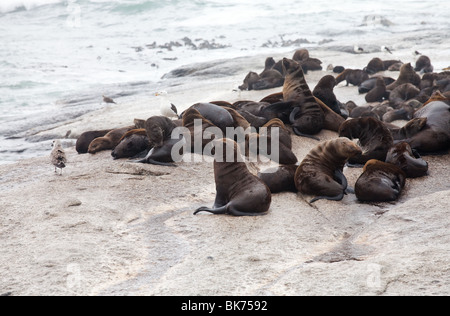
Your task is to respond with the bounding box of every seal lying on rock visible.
[338,117,394,166]
[88,126,135,154]
[355,159,406,202]
[295,138,362,203]
[385,142,428,178]
[194,138,272,216]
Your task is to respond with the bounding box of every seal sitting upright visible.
[295,138,362,203]
[194,138,272,216]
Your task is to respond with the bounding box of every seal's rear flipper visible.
[194,206,228,215]
[309,192,345,204]
[292,127,320,141]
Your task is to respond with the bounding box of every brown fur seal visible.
[111,129,150,160]
[358,77,395,94]
[182,107,218,154]
[194,138,272,216]
[415,55,434,73]
[88,126,135,154]
[385,142,428,178]
[313,75,342,115]
[258,164,298,193]
[145,116,177,148]
[188,103,234,133]
[295,138,362,203]
[76,129,111,154]
[255,119,298,165]
[406,101,450,153]
[365,57,385,74]
[365,77,388,103]
[338,117,394,165]
[281,58,325,139]
[389,83,420,108]
[336,69,369,86]
[386,63,421,90]
[355,159,406,202]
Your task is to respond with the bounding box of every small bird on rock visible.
[103,95,116,104]
[51,140,67,175]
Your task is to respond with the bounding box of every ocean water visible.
[1,0,449,164]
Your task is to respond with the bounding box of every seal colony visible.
[73,49,449,214]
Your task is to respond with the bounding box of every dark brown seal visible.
[76,129,111,154]
[406,101,450,153]
[281,58,325,139]
[111,129,150,160]
[365,77,388,103]
[415,55,434,73]
[338,117,394,166]
[255,118,298,165]
[295,138,362,203]
[355,159,406,202]
[336,69,369,86]
[258,164,298,193]
[364,57,384,74]
[313,75,342,115]
[385,142,428,178]
[145,116,177,148]
[386,63,421,90]
[194,138,272,216]
[292,49,323,73]
[389,83,420,108]
[187,103,234,133]
[88,126,135,154]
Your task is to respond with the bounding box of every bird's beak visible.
[154,92,160,96]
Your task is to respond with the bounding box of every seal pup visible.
[338,117,394,166]
[365,77,388,103]
[294,138,362,203]
[145,116,177,148]
[88,126,135,154]
[385,142,428,178]
[111,129,150,160]
[336,69,369,86]
[76,129,111,154]
[51,140,67,175]
[355,160,406,202]
[358,77,395,94]
[313,75,342,115]
[194,138,272,216]
[414,55,434,73]
[364,57,385,74]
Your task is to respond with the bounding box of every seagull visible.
[51,140,67,175]
[103,95,116,104]
[354,45,364,54]
[155,91,179,118]
[381,46,393,54]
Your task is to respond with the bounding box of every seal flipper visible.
[194,206,228,215]
[292,127,320,141]
[309,192,345,204]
